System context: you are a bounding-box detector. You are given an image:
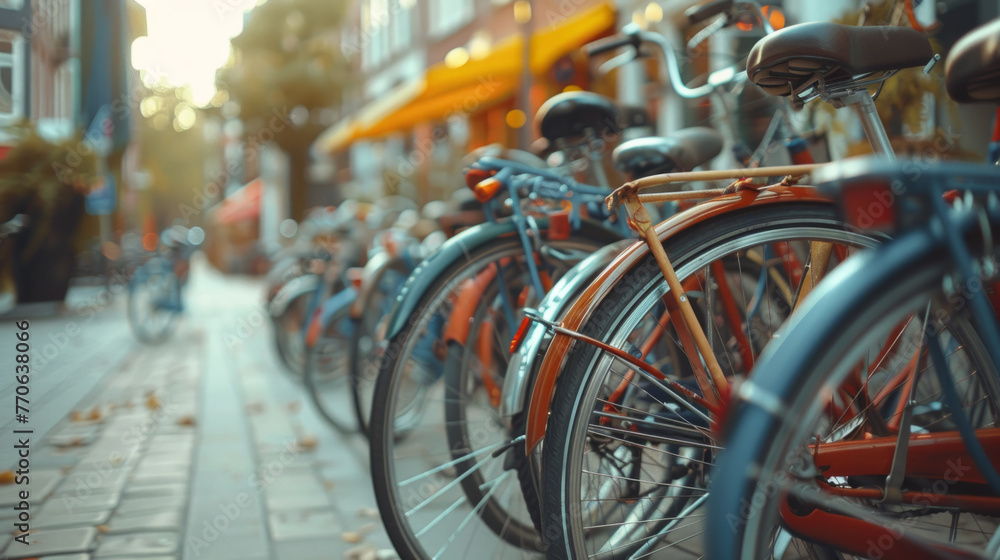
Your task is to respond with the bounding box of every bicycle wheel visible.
[303,291,358,432]
[349,258,411,438]
[540,204,884,560]
[370,232,615,560]
[708,232,1000,559]
[128,260,181,344]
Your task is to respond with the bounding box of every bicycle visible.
[708,17,1000,559]
[528,17,940,560]
[127,225,203,344]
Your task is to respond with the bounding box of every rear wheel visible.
[709,240,1000,559]
[304,292,358,432]
[540,205,882,559]
[370,231,616,560]
[349,258,411,438]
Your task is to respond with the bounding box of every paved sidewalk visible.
[0,257,393,560]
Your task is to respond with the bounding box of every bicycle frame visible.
[522,166,833,451]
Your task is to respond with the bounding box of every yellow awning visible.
[317,2,616,154]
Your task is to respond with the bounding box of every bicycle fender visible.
[268,274,320,317]
[349,252,409,319]
[305,286,358,348]
[500,239,635,418]
[384,220,546,341]
[523,185,832,452]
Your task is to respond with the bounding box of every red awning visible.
[215,178,262,225]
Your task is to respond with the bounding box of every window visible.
[390,0,413,53]
[361,0,394,70]
[430,0,474,38]
[0,31,25,122]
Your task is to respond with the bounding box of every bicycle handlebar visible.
[585,33,641,57]
[685,0,733,25]
[0,214,28,238]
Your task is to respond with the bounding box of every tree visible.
[218,0,350,220]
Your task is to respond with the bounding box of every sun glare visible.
[132,0,262,107]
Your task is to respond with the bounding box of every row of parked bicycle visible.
[263,3,1000,559]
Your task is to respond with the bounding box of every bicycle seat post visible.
[583,128,611,187]
[829,89,896,160]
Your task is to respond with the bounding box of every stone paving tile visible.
[2,527,97,558]
[184,523,268,560]
[115,494,186,515]
[123,481,188,499]
[44,491,120,513]
[92,531,180,557]
[262,472,330,511]
[34,554,90,560]
[272,537,345,560]
[267,508,341,541]
[0,469,62,507]
[107,509,184,533]
[32,508,112,530]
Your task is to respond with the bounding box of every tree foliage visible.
[219,0,349,152]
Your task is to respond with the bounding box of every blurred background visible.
[0,0,996,306]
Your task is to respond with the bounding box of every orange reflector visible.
[348,267,364,290]
[472,177,504,203]
[305,307,323,348]
[548,209,571,240]
[762,5,785,30]
[509,316,532,354]
[464,167,493,189]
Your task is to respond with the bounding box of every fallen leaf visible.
[88,407,103,421]
[296,434,318,450]
[70,410,83,422]
[177,416,196,427]
[287,401,302,413]
[341,531,363,544]
[356,507,378,519]
[0,471,14,484]
[344,544,377,560]
[96,525,110,533]
[245,402,265,415]
[323,481,335,490]
[146,394,161,411]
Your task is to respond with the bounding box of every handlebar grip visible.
[685,0,733,25]
[585,33,639,57]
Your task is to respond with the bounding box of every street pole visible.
[517,0,533,150]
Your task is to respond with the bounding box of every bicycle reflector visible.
[471,177,504,203]
[305,307,323,348]
[839,181,897,232]
[509,316,532,354]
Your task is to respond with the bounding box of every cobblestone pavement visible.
[1,257,393,560]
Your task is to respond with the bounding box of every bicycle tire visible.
[370,230,617,560]
[708,228,1000,559]
[303,297,358,432]
[349,257,412,439]
[540,204,883,560]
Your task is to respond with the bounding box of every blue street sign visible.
[85,172,117,215]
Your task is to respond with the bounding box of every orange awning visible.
[317,2,616,154]
[214,179,262,225]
